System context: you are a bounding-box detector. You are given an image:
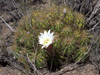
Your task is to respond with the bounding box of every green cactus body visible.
[13,4,90,70]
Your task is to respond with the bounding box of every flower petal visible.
[38,30,54,49]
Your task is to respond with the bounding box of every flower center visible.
[43,38,50,45]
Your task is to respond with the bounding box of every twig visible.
[10,11,20,20]
[0,16,15,32]
[12,0,23,17]
[86,0,100,22]
[26,53,43,75]
[0,39,29,75]
[89,22,100,31]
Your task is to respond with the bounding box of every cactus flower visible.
[63,8,67,14]
[38,30,54,49]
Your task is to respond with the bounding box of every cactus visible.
[12,4,90,70]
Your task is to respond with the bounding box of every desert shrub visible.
[12,4,90,70]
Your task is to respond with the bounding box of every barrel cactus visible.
[12,4,90,70]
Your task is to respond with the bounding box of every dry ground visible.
[0,1,100,75]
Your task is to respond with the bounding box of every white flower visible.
[63,8,67,14]
[38,30,54,49]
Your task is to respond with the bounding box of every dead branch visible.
[10,11,20,20]
[86,0,100,22]
[89,22,100,31]
[0,16,15,32]
[26,53,43,75]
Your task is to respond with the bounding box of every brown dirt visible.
[0,66,22,75]
[62,64,99,75]
[41,63,99,75]
[0,63,99,75]
[0,1,100,75]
